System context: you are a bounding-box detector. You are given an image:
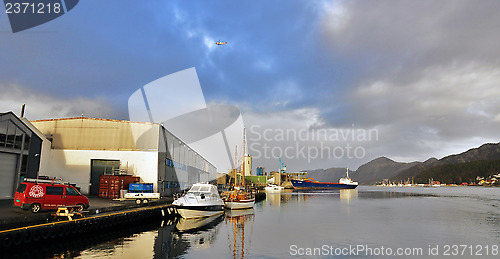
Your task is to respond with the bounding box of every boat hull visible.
[224,199,255,210]
[264,185,284,192]
[175,205,225,219]
[291,180,358,189]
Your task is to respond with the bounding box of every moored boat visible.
[172,183,225,219]
[264,184,284,191]
[224,189,255,210]
[223,128,255,210]
[291,168,358,190]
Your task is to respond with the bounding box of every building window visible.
[14,127,24,149]
[6,121,16,148]
[23,134,30,150]
[0,120,7,147]
[21,154,28,175]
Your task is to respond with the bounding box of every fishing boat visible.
[224,188,255,210]
[172,183,225,219]
[223,128,255,210]
[291,168,358,190]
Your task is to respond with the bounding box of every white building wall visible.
[41,149,159,194]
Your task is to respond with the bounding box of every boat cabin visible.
[188,183,218,194]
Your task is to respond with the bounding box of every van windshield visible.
[66,187,80,196]
[16,184,27,193]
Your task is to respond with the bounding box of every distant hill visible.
[392,142,500,183]
[353,157,420,184]
[302,142,500,185]
[303,157,420,185]
[390,157,438,183]
[413,160,500,184]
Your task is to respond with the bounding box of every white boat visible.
[338,168,359,187]
[265,184,284,191]
[172,183,225,219]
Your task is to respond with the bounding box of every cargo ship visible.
[291,169,358,189]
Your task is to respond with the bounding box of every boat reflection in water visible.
[340,189,358,215]
[340,189,358,203]
[225,208,255,259]
[263,189,295,208]
[154,215,224,258]
[175,214,225,233]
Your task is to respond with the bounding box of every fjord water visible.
[21,187,500,258]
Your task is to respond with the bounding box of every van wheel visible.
[135,199,142,204]
[76,203,85,211]
[142,199,149,204]
[30,203,41,213]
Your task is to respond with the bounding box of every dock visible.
[0,198,178,250]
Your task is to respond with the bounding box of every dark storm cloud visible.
[318,0,500,164]
[1,0,499,170]
[322,0,500,84]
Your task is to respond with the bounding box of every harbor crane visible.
[279,157,286,174]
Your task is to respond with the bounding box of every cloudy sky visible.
[1,0,499,172]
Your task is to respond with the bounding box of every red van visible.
[13,179,89,213]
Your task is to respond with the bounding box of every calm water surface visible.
[14,187,500,258]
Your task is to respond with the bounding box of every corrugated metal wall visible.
[158,126,217,194]
[32,118,159,151]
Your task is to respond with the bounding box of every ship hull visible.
[291,180,358,189]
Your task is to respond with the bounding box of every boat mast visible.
[242,128,246,187]
[234,145,238,186]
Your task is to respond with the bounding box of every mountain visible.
[353,157,421,184]
[413,160,500,184]
[390,157,438,183]
[301,142,500,185]
[303,157,420,185]
[392,142,500,183]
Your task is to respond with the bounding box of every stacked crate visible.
[99,175,140,199]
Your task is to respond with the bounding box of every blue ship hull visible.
[291,179,358,189]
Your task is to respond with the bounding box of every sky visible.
[1,0,500,173]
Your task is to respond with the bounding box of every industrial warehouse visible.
[0,112,217,199]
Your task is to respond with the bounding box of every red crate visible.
[99,175,141,199]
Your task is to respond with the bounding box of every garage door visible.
[0,153,17,199]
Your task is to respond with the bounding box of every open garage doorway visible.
[90,159,120,196]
